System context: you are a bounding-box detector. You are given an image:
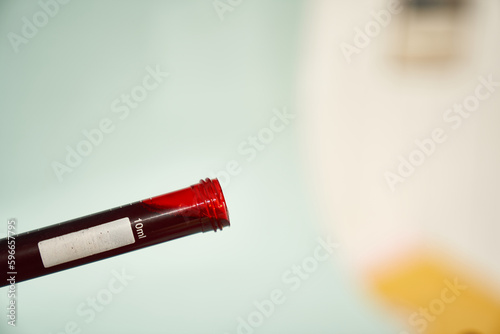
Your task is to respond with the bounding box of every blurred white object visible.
[298,0,500,293]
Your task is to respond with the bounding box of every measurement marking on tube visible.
[133,218,147,239]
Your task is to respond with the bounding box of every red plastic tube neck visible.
[192,178,230,232]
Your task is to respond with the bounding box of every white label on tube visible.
[38,217,135,268]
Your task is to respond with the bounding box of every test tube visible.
[0,178,230,287]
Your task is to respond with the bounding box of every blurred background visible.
[0,0,499,333]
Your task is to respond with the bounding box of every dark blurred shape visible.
[409,0,466,11]
[389,0,473,63]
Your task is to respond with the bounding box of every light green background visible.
[0,1,394,333]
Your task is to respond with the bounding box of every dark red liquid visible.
[0,178,229,287]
